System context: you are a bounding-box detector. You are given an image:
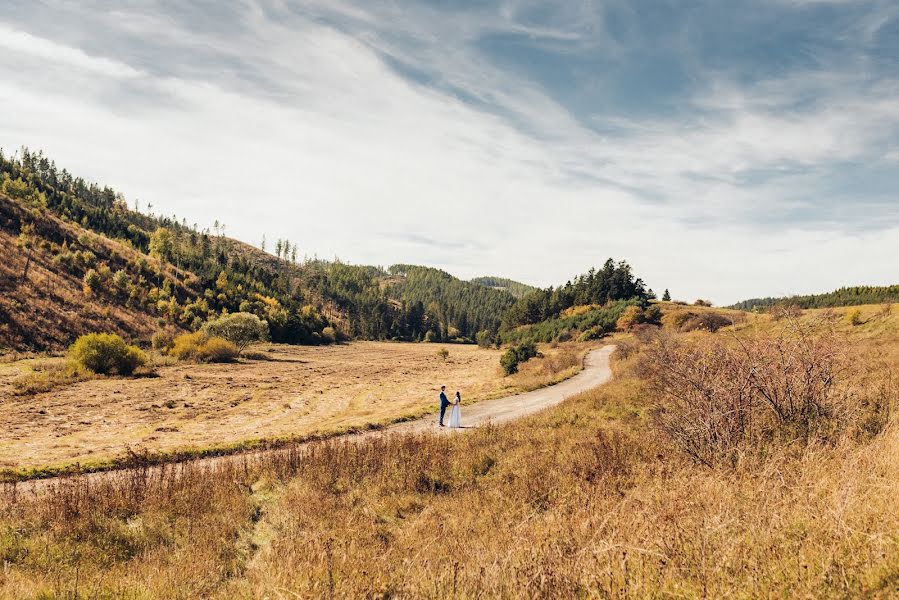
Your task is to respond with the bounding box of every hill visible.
[0,148,518,350]
[497,259,653,344]
[730,285,899,311]
[469,276,537,299]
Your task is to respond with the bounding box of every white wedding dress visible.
[449,399,461,428]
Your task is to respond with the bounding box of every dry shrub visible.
[676,311,735,333]
[643,324,887,466]
[771,304,804,320]
[170,332,237,363]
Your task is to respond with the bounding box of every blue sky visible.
[1,0,897,304]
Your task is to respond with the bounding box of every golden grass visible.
[1,305,897,597]
[0,341,583,476]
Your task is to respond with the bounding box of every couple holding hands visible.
[438,385,462,428]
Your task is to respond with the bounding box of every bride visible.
[449,391,462,428]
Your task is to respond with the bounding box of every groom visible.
[438,385,450,427]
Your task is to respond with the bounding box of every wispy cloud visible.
[0,1,897,304]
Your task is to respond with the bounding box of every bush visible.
[675,311,734,333]
[201,312,269,354]
[68,333,146,375]
[644,324,872,467]
[151,330,175,353]
[847,309,863,326]
[170,332,237,363]
[437,348,449,361]
[197,337,238,363]
[501,342,539,375]
[83,269,101,295]
[476,330,493,348]
[321,326,337,344]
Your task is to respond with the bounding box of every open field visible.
[0,341,584,475]
[1,303,897,598]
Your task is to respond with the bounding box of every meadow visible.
[1,303,897,598]
[0,341,582,478]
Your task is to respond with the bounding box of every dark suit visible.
[439,391,450,425]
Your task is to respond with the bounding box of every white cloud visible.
[0,3,897,306]
[0,22,140,78]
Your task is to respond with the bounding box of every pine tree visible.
[662,289,671,302]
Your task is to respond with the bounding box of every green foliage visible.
[437,347,449,361]
[730,285,899,311]
[502,300,636,345]
[500,342,539,375]
[388,265,517,341]
[68,333,146,375]
[847,309,863,326]
[82,268,101,294]
[148,227,174,263]
[501,259,649,332]
[470,276,538,299]
[662,289,671,302]
[201,312,269,353]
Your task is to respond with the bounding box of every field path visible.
[8,346,614,492]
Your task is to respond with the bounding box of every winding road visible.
[6,346,614,492]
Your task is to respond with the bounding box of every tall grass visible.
[1,323,898,598]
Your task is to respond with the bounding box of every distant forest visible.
[0,147,518,346]
[730,285,899,311]
[469,276,537,299]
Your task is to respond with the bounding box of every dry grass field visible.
[1,304,897,598]
[0,341,583,476]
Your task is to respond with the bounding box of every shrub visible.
[437,348,449,361]
[68,333,146,375]
[676,311,734,333]
[196,337,238,363]
[847,309,863,326]
[151,330,175,353]
[321,326,337,344]
[693,299,712,307]
[476,330,493,348]
[83,269,101,295]
[501,342,539,375]
[170,332,237,363]
[644,324,872,467]
[201,312,269,354]
[112,269,131,293]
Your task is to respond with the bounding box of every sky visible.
[1,0,898,305]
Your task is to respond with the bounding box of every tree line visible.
[729,285,899,311]
[500,259,652,332]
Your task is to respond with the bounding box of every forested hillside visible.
[730,285,899,311]
[0,148,520,350]
[497,259,653,344]
[388,265,518,340]
[469,276,537,299]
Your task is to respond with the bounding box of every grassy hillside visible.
[0,148,517,350]
[730,284,899,311]
[470,275,537,299]
[2,303,896,597]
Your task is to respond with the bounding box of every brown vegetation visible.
[1,314,897,597]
